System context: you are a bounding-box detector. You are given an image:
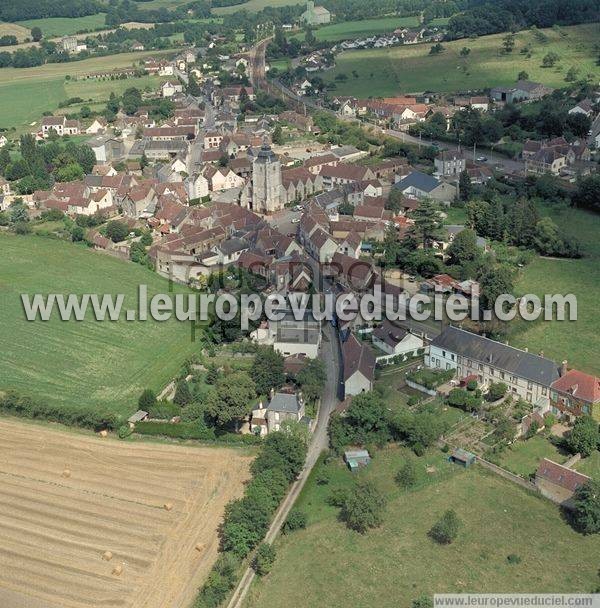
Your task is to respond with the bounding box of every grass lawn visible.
[0,234,201,420]
[291,16,420,43]
[509,204,600,376]
[245,445,600,608]
[16,14,108,38]
[0,21,32,42]
[0,50,177,128]
[322,23,600,96]
[213,0,303,15]
[495,435,569,478]
[574,451,600,480]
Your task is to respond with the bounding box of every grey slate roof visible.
[430,326,559,386]
[267,393,301,414]
[394,171,440,193]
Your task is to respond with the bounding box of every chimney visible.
[539,350,544,358]
[524,347,528,353]
[561,360,568,377]
[270,387,275,399]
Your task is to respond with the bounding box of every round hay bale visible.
[195,544,204,553]
[102,551,113,562]
[99,430,108,438]
[62,468,71,478]
[164,502,173,511]
[112,564,123,576]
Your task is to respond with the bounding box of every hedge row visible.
[134,421,216,441]
[0,390,119,431]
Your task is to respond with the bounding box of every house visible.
[588,113,600,148]
[0,135,7,148]
[336,231,362,259]
[85,118,108,135]
[328,252,376,292]
[203,131,224,149]
[550,364,600,421]
[342,332,376,397]
[61,36,78,54]
[252,308,322,358]
[301,1,331,25]
[372,320,423,358]
[161,81,183,98]
[251,392,306,435]
[568,99,595,117]
[130,40,145,51]
[319,164,375,190]
[87,136,124,164]
[434,151,466,177]
[394,171,457,203]
[41,116,80,138]
[426,325,560,404]
[305,227,338,263]
[344,449,371,472]
[525,147,567,176]
[490,80,554,104]
[535,458,591,508]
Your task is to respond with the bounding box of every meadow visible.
[0,234,201,418]
[0,49,177,128]
[245,445,600,608]
[495,435,569,478]
[212,0,303,15]
[322,23,600,96]
[0,21,31,42]
[291,16,420,42]
[15,14,108,38]
[510,204,600,376]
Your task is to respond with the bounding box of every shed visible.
[128,410,149,426]
[449,448,476,467]
[344,449,371,472]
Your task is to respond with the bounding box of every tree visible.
[71,225,85,242]
[459,47,471,57]
[272,124,284,145]
[296,358,327,403]
[345,392,390,444]
[429,43,444,55]
[411,200,444,248]
[253,543,276,575]
[30,27,42,42]
[283,508,307,533]
[542,52,560,68]
[0,147,10,175]
[429,509,461,544]
[486,382,507,402]
[395,458,417,489]
[205,372,257,427]
[517,70,529,80]
[340,480,386,533]
[174,379,192,406]
[458,170,472,201]
[252,431,307,482]
[138,389,157,410]
[206,363,219,385]
[565,66,579,82]
[573,175,600,212]
[412,596,433,608]
[502,33,515,53]
[251,346,285,396]
[479,264,514,312]
[571,480,600,534]
[567,416,599,457]
[446,228,479,267]
[105,220,128,243]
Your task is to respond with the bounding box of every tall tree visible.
[251,346,285,396]
[411,200,444,248]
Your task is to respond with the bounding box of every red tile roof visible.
[551,369,600,403]
[536,459,590,492]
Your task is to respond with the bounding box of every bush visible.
[138,388,157,410]
[566,416,599,457]
[396,459,418,488]
[118,425,133,439]
[486,382,507,402]
[429,509,461,544]
[412,442,425,457]
[283,508,307,533]
[406,368,454,390]
[147,400,180,420]
[252,543,276,575]
[340,480,386,533]
[507,553,522,564]
[194,553,239,608]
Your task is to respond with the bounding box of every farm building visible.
[449,448,476,467]
[535,458,590,508]
[128,410,149,427]
[344,449,371,472]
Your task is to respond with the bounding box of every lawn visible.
[0,50,177,128]
[15,14,108,38]
[509,204,600,376]
[0,234,201,419]
[245,445,600,608]
[0,21,31,42]
[322,23,600,96]
[291,16,420,43]
[574,451,600,480]
[495,435,569,478]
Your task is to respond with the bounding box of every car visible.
[291,218,300,224]
[476,155,488,162]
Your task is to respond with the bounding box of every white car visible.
[291,218,301,224]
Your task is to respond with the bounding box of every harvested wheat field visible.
[0,419,253,608]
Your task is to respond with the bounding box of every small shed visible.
[128,410,149,428]
[344,449,371,472]
[449,448,476,467]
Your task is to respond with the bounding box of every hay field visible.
[0,419,252,608]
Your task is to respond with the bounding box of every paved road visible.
[226,321,341,608]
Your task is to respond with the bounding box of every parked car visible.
[476,155,488,162]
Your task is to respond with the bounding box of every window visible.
[500,372,505,380]
[583,404,590,415]
[451,354,455,361]
[542,387,547,396]
[442,351,446,358]
[527,381,533,390]
[489,368,494,376]
[478,364,483,371]
[526,393,532,403]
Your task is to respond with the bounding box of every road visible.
[226,320,341,608]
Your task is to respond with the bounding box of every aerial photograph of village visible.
[0,0,599,606]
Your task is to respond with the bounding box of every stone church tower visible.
[251,143,283,214]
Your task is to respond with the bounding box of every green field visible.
[0,234,200,418]
[16,14,108,38]
[213,0,303,15]
[574,451,600,479]
[510,205,600,376]
[0,49,177,128]
[245,446,600,608]
[322,23,600,95]
[292,16,420,42]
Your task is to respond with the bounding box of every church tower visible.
[251,142,283,214]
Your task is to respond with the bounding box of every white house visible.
[342,333,375,397]
[372,320,424,358]
[250,392,306,435]
[0,135,7,148]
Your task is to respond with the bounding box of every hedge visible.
[0,390,119,431]
[134,421,216,441]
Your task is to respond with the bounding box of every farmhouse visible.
[251,392,307,435]
[426,326,560,404]
[491,80,554,104]
[41,116,81,138]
